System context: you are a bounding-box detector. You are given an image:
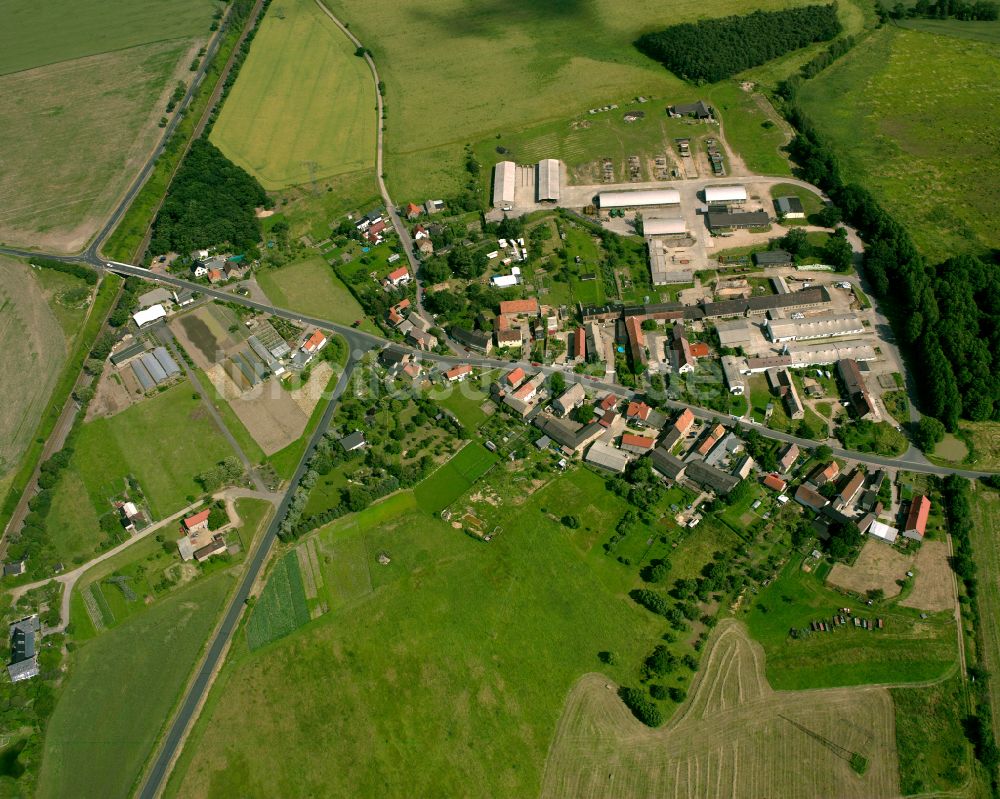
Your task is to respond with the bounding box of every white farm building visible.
[492,161,516,208]
[536,159,561,202]
[644,217,687,236]
[598,189,680,209]
[704,185,747,205]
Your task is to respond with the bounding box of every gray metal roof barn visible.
[492,161,516,207]
[536,159,561,202]
[599,189,680,209]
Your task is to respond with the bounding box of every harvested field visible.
[899,540,955,613]
[0,260,67,481]
[0,41,197,252]
[205,365,307,455]
[540,621,899,799]
[85,363,134,421]
[171,305,246,369]
[827,538,912,599]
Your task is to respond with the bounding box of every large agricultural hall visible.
[598,189,680,209]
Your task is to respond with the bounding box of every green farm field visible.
[0,40,197,252]
[798,26,1000,262]
[210,0,376,189]
[322,0,857,198]
[256,256,369,327]
[413,441,498,513]
[165,472,664,798]
[897,17,1000,44]
[0,0,215,75]
[746,556,958,690]
[0,261,72,485]
[245,551,310,651]
[969,486,1000,740]
[38,571,235,799]
[67,381,239,520]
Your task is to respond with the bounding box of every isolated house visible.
[903,495,930,541]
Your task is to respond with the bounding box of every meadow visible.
[745,556,957,689]
[541,621,900,799]
[256,256,368,326]
[63,381,239,524]
[245,551,310,650]
[0,0,215,75]
[37,571,235,799]
[798,26,1000,262]
[210,0,376,189]
[0,41,193,252]
[413,441,498,513]
[322,0,847,198]
[969,486,1000,738]
[164,471,666,798]
[897,17,1000,44]
[0,262,70,486]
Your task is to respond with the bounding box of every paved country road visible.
[136,353,361,799]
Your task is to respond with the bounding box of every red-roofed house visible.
[303,330,327,354]
[600,394,618,412]
[778,443,799,473]
[513,381,538,402]
[810,460,840,486]
[207,268,223,284]
[696,433,720,457]
[405,202,421,220]
[573,327,586,360]
[763,473,787,493]
[183,509,210,533]
[626,401,652,424]
[365,220,387,243]
[413,224,429,239]
[620,433,655,455]
[903,495,930,541]
[387,298,411,327]
[499,298,539,316]
[673,408,695,435]
[625,316,647,366]
[386,266,411,287]
[402,362,422,380]
[444,364,472,382]
[504,367,526,389]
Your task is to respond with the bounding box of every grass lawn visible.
[210,0,375,189]
[413,441,498,514]
[702,81,792,176]
[768,181,825,217]
[745,557,957,689]
[891,675,972,795]
[164,471,663,798]
[38,571,235,799]
[798,26,1000,261]
[0,0,214,75]
[70,381,239,519]
[256,256,371,328]
[0,40,192,252]
[45,470,105,566]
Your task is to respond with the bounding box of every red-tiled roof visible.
[696,434,719,456]
[304,330,326,352]
[626,401,651,420]
[574,327,586,358]
[599,394,618,411]
[406,203,421,215]
[674,408,695,434]
[763,473,787,492]
[388,266,409,282]
[512,382,536,401]
[690,342,710,358]
[445,364,472,379]
[621,433,654,450]
[499,298,539,316]
[905,495,931,536]
[183,509,210,530]
[402,363,421,378]
[505,367,525,387]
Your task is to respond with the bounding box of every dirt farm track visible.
[540,621,899,799]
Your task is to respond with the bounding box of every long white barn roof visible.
[599,189,680,208]
[536,159,560,201]
[644,217,687,236]
[492,161,516,207]
[705,185,747,203]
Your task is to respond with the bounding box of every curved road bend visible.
[137,352,362,799]
[102,262,995,480]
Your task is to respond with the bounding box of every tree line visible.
[635,5,841,83]
[785,107,999,429]
[149,138,269,258]
[29,259,97,285]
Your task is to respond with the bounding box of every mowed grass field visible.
[0,261,71,485]
[0,0,215,75]
[37,570,235,799]
[67,381,238,521]
[0,41,194,252]
[256,256,368,326]
[746,556,957,689]
[969,486,1000,738]
[798,26,1000,261]
[322,0,838,197]
[541,621,900,799]
[164,473,664,798]
[210,0,375,189]
[245,551,310,650]
[413,441,498,513]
